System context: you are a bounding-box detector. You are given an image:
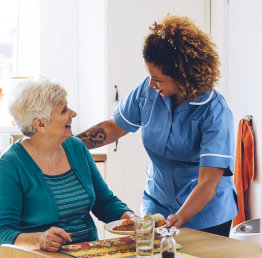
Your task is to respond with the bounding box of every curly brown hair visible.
[143,14,220,100]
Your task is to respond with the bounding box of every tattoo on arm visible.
[78,126,107,148]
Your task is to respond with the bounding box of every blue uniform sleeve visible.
[113,77,152,132]
[199,103,235,173]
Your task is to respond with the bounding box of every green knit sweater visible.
[0,136,131,244]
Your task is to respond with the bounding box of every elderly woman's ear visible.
[33,118,46,131]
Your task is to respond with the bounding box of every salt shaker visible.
[158,227,179,258]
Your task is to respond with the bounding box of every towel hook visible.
[244,115,253,126]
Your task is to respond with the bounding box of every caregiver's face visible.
[146,62,179,98]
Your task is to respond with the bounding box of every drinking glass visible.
[135,218,155,258]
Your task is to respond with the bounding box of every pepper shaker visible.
[157,227,180,258]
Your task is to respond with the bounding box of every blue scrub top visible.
[114,76,237,230]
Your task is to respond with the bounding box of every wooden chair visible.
[0,244,51,258]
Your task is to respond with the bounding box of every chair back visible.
[0,244,51,258]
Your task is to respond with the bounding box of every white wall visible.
[211,0,262,219]
[227,0,262,219]
[78,0,106,133]
[39,0,79,133]
[210,0,228,93]
[17,0,40,76]
[39,0,106,136]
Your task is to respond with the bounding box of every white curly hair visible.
[9,76,67,136]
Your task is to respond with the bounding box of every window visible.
[0,0,39,131]
[0,0,105,135]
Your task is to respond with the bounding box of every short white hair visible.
[9,76,67,136]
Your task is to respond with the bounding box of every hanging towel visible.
[233,118,255,227]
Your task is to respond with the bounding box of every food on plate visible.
[112,213,166,231]
[144,213,166,228]
[144,213,165,221]
[112,218,134,231]
[156,219,166,228]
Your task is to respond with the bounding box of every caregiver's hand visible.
[166,167,225,229]
[166,213,185,229]
[40,227,72,252]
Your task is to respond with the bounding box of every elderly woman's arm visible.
[0,160,24,245]
[120,211,138,219]
[0,160,71,251]
[14,227,71,252]
[82,147,135,222]
[91,166,135,222]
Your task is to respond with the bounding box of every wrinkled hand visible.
[39,227,72,252]
[166,213,185,229]
[120,211,140,220]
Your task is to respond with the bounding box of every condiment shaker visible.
[157,227,179,258]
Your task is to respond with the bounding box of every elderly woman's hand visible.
[39,227,72,252]
[120,211,140,220]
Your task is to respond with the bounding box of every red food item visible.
[122,218,134,226]
[156,220,166,228]
[113,218,135,231]
[112,215,166,231]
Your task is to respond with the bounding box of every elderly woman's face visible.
[146,62,179,98]
[45,102,77,140]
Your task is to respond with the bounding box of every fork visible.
[70,228,94,236]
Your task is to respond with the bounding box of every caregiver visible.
[77,14,237,237]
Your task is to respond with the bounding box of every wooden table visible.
[174,228,259,258]
[35,228,260,258]
[92,153,107,162]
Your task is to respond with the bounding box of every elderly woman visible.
[0,77,135,252]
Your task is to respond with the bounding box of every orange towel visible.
[233,118,255,227]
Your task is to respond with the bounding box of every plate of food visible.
[105,218,135,235]
[105,213,170,235]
